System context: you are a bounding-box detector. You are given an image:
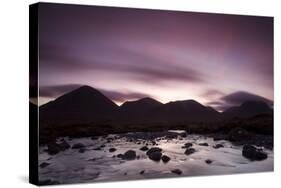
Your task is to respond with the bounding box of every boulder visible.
[205,159,212,164]
[146,147,162,155]
[182,143,193,149]
[122,150,137,160]
[40,162,50,168]
[140,146,149,151]
[161,155,171,163]
[171,169,182,175]
[72,143,85,149]
[242,145,267,161]
[58,140,70,151]
[184,148,196,155]
[46,143,60,155]
[148,151,162,161]
[109,148,116,152]
[227,128,253,142]
[199,143,209,146]
[213,144,224,149]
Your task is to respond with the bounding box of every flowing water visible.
[38,131,273,184]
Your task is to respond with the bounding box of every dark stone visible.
[184,148,196,155]
[38,179,60,185]
[72,143,85,149]
[79,148,86,153]
[171,169,182,175]
[146,147,162,155]
[46,143,60,155]
[109,148,116,152]
[242,145,267,161]
[58,140,70,151]
[205,159,212,164]
[199,143,209,146]
[117,154,124,158]
[40,162,50,168]
[122,150,137,160]
[140,170,145,174]
[213,144,224,149]
[182,142,193,149]
[140,146,149,151]
[161,155,171,163]
[179,132,187,137]
[148,151,162,161]
[93,147,101,150]
[227,128,253,142]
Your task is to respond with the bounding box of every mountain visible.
[120,97,163,115]
[151,100,221,122]
[222,101,272,119]
[40,85,119,125]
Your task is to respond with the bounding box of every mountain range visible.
[39,85,273,126]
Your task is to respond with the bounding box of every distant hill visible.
[222,101,272,119]
[40,85,119,125]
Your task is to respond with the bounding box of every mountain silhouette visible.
[120,97,162,114]
[40,85,118,125]
[223,101,272,119]
[151,100,221,122]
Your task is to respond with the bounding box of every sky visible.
[35,3,274,111]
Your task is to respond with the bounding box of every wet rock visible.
[171,169,182,175]
[148,151,162,161]
[58,140,70,151]
[182,142,193,149]
[140,170,145,174]
[109,148,116,152]
[40,162,50,168]
[38,179,60,185]
[140,146,149,151]
[161,155,171,163]
[146,147,162,155]
[199,143,209,146]
[213,144,224,149]
[122,150,137,160]
[242,145,267,161]
[213,135,226,141]
[227,128,253,142]
[72,143,85,149]
[79,148,86,153]
[184,148,196,155]
[205,159,212,164]
[46,143,60,155]
[179,132,187,137]
[93,147,102,150]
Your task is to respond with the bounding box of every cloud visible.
[201,89,225,98]
[207,91,273,111]
[39,84,151,104]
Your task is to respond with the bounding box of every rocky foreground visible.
[39,130,273,185]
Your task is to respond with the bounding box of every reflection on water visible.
[39,131,273,184]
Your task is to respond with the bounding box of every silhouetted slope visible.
[223,101,272,119]
[120,97,162,114]
[40,86,118,125]
[152,100,221,122]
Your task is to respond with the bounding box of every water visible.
[39,131,273,184]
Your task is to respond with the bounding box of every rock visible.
[117,154,124,158]
[182,142,193,149]
[140,170,145,174]
[40,162,50,168]
[199,143,209,146]
[38,179,60,185]
[146,147,162,155]
[79,148,86,153]
[213,144,224,149]
[140,146,149,151]
[72,143,85,149]
[171,169,182,175]
[58,140,70,151]
[227,128,253,142]
[242,145,267,161]
[109,148,116,152]
[161,155,171,163]
[205,159,212,164]
[179,132,187,137]
[47,143,60,155]
[93,147,101,150]
[184,148,196,155]
[148,151,162,161]
[122,150,137,160]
